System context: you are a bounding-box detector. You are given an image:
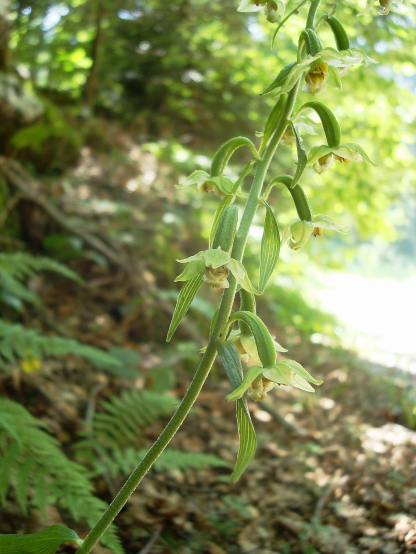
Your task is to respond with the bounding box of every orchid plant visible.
[0,1,387,552]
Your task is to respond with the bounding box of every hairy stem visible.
[76,51,302,554]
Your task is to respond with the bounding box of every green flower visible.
[175,247,259,293]
[237,0,285,22]
[360,0,401,15]
[227,360,323,402]
[176,170,235,197]
[307,142,377,174]
[281,215,350,251]
[264,48,375,98]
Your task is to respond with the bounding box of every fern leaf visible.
[0,398,124,554]
[0,319,122,370]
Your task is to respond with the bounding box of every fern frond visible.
[76,389,228,479]
[92,389,178,447]
[0,319,122,370]
[0,252,82,307]
[0,397,124,554]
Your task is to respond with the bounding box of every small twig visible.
[258,399,320,441]
[0,158,125,266]
[314,469,344,523]
[137,525,163,554]
[0,192,25,229]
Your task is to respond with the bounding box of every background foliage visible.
[0,0,415,551]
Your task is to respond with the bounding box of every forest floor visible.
[1,128,416,554]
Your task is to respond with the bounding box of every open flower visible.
[308,142,377,174]
[281,215,350,251]
[263,48,375,99]
[227,360,323,402]
[360,0,401,15]
[237,0,285,22]
[175,247,259,293]
[175,170,235,197]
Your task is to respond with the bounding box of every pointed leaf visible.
[217,339,244,388]
[290,123,308,188]
[166,274,204,342]
[0,525,83,554]
[258,202,280,293]
[209,195,234,248]
[227,259,260,295]
[216,341,257,482]
[210,137,260,177]
[231,399,257,482]
[262,62,297,96]
[300,101,342,148]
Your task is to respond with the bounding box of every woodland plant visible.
[0,0,385,552]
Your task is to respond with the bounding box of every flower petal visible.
[312,215,351,234]
[332,145,363,162]
[228,259,260,294]
[240,334,262,366]
[177,251,205,264]
[342,142,378,165]
[203,248,231,269]
[176,170,210,188]
[226,366,265,401]
[274,360,323,385]
[263,366,316,392]
[288,220,314,250]
[307,144,333,166]
[175,259,206,281]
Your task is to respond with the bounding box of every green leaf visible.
[0,525,83,554]
[262,62,297,96]
[299,101,342,148]
[217,339,244,389]
[216,340,257,482]
[258,202,280,293]
[231,399,257,482]
[210,137,260,177]
[290,123,307,188]
[166,274,204,342]
[209,195,234,248]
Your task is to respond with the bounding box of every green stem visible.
[76,64,302,554]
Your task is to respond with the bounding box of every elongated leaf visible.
[231,399,257,482]
[209,195,234,248]
[259,202,280,293]
[216,340,257,482]
[290,123,307,188]
[166,274,204,342]
[0,525,83,554]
